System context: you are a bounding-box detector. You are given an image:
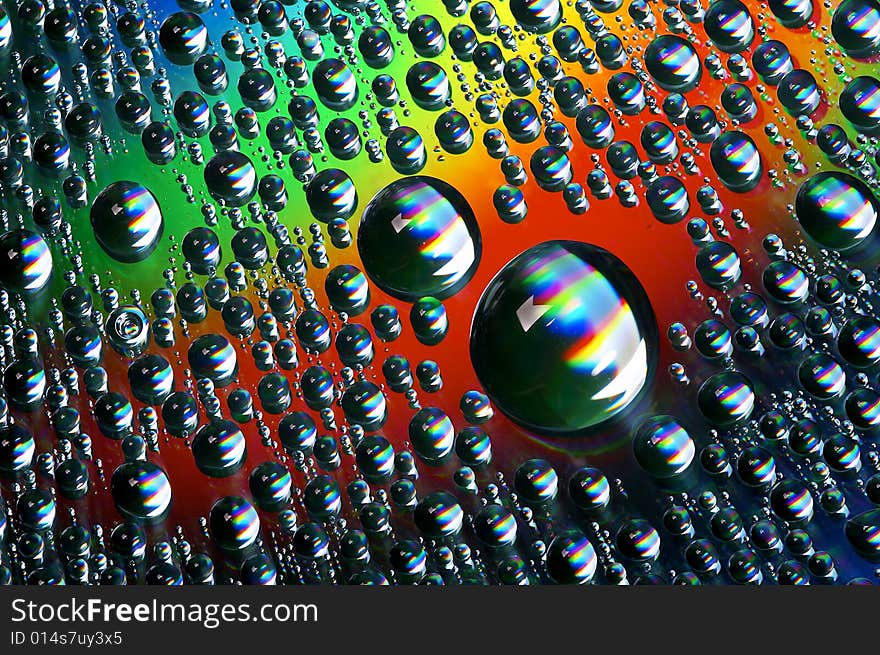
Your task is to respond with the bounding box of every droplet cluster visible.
[0,0,878,586]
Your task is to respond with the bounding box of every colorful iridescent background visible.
[0,0,880,585]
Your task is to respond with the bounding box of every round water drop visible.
[355,434,394,481]
[470,241,657,435]
[300,366,334,410]
[3,357,45,411]
[33,132,70,176]
[616,519,661,561]
[838,315,880,366]
[460,390,493,424]
[646,176,689,224]
[159,12,207,65]
[752,40,793,85]
[763,260,809,303]
[409,406,455,463]
[94,391,133,438]
[633,416,695,478]
[238,68,276,112]
[434,110,473,155]
[832,0,880,59]
[769,313,805,349]
[841,76,880,134]
[110,461,172,524]
[798,353,845,399]
[704,0,755,53]
[209,496,259,552]
[845,509,880,558]
[777,69,821,116]
[576,105,615,148]
[358,176,482,301]
[737,446,777,488]
[694,319,733,359]
[795,172,878,251]
[494,185,528,223]
[293,521,331,558]
[0,424,35,476]
[515,459,558,503]
[188,334,237,386]
[183,227,221,274]
[127,354,174,405]
[823,433,861,474]
[241,554,277,585]
[710,131,762,192]
[554,77,587,117]
[387,126,427,174]
[474,504,517,548]
[454,427,492,467]
[696,241,742,290]
[845,387,880,429]
[410,297,448,345]
[89,181,163,264]
[546,530,597,584]
[769,0,813,27]
[335,323,374,367]
[641,122,679,165]
[503,99,541,143]
[697,371,755,425]
[644,35,701,92]
[568,467,611,511]
[721,83,757,122]
[17,489,55,532]
[530,146,572,191]
[607,72,645,115]
[408,15,446,57]
[305,168,357,222]
[204,151,256,207]
[295,308,332,353]
[359,25,394,68]
[257,372,291,414]
[0,229,52,294]
[510,0,562,33]
[325,265,370,316]
[192,420,247,477]
[162,391,199,437]
[324,117,361,160]
[249,461,291,510]
[406,62,450,111]
[414,492,464,537]
[65,325,102,367]
[304,475,342,520]
[174,91,210,137]
[194,54,228,95]
[341,380,387,431]
[312,59,358,111]
[279,411,317,453]
[141,121,176,164]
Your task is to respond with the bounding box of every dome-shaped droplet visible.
[0,229,52,294]
[710,131,762,192]
[159,12,208,65]
[89,181,163,264]
[644,35,701,92]
[204,151,257,207]
[110,461,172,524]
[188,333,238,386]
[209,495,260,551]
[470,241,657,435]
[795,172,878,251]
[633,416,695,478]
[192,420,247,477]
[358,176,481,302]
